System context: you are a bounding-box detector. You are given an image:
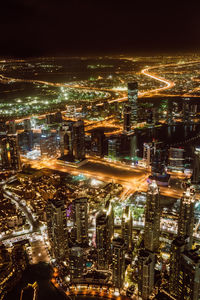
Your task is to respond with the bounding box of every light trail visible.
[109,59,200,103]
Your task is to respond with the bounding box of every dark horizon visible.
[1,0,200,58]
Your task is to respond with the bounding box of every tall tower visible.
[143,143,153,168]
[59,121,74,157]
[169,236,188,298]
[0,133,9,169]
[123,104,131,132]
[191,147,200,184]
[72,120,85,160]
[144,180,160,252]
[46,198,68,262]
[69,247,85,281]
[138,249,155,300]
[122,206,132,251]
[168,147,185,172]
[74,197,88,246]
[23,118,33,151]
[96,210,112,270]
[179,248,200,300]
[105,200,114,246]
[7,134,21,170]
[108,138,121,160]
[91,128,105,157]
[178,188,195,249]
[112,237,125,290]
[128,82,138,124]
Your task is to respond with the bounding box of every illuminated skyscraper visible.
[69,247,85,281]
[144,180,160,252]
[108,138,121,160]
[7,134,21,170]
[123,105,131,132]
[46,198,68,262]
[143,143,153,168]
[112,237,125,290]
[72,120,85,160]
[122,206,132,250]
[192,147,200,184]
[128,82,138,124]
[105,200,114,246]
[169,236,188,298]
[96,211,110,270]
[23,119,33,151]
[179,248,200,300]
[96,205,114,270]
[168,147,185,172]
[74,197,88,246]
[0,133,9,169]
[178,188,195,249]
[138,249,155,300]
[40,130,57,158]
[151,142,167,175]
[91,128,105,157]
[59,121,74,157]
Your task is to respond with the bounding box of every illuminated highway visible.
[21,156,186,199]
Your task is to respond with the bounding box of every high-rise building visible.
[46,113,56,124]
[0,133,9,169]
[46,198,68,262]
[96,209,113,270]
[74,197,88,246]
[7,134,21,170]
[123,105,131,132]
[178,188,195,249]
[143,143,153,168]
[128,82,138,124]
[108,138,121,160]
[69,247,85,281]
[130,133,138,160]
[182,102,191,124]
[105,200,114,247]
[0,121,7,133]
[138,249,155,300]
[96,211,109,270]
[191,147,200,184]
[40,130,57,158]
[122,206,132,251]
[23,119,31,131]
[54,111,63,124]
[144,180,160,252]
[21,131,33,152]
[151,142,167,175]
[179,248,200,300]
[8,120,16,134]
[72,120,85,160]
[90,128,105,157]
[112,237,125,290]
[168,147,185,172]
[169,236,188,298]
[59,121,74,157]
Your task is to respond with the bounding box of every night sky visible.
[1,0,200,57]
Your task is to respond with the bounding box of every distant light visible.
[90,178,101,186]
